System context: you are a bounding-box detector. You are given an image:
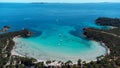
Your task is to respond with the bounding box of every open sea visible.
[0,3,120,63]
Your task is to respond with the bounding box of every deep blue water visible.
[0,3,120,32]
[0,3,120,63]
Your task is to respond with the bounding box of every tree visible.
[65,60,73,65]
[77,59,82,66]
[35,62,44,68]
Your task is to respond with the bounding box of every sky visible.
[0,0,120,3]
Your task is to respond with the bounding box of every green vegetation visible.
[96,17,120,27]
[0,29,35,68]
[83,28,120,68]
[83,17,120,68]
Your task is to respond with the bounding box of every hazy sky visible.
[0,0,120,3]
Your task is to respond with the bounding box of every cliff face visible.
[96,17,120,27]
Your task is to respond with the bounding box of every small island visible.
[0,17,120,68]
[0,26,10,32]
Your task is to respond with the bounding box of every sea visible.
[0,3,120,63]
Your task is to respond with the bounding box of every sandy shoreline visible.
[11,47,62,66]
[11,38,25,57]
[11,38,110,65]
[11,38,62,66]
[100,41,110,55]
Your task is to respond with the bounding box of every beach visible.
[11,37,109,65]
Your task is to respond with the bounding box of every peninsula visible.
[83,17,120,68]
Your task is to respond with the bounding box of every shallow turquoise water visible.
[1,3,120,63]
[14,26,106,63]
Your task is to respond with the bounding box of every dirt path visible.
[101,31,120,38]
[2,39,9,52]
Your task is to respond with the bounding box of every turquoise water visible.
[14,26,106,63]
[0,3,120,63]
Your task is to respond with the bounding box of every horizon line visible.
[0,2,120,4]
